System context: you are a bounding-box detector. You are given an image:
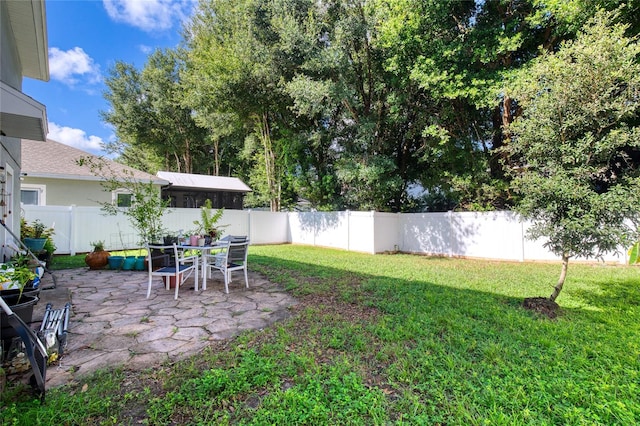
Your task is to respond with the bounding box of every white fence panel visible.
[373,212,400,253]
[521,220,627,263]
[451,211,524,261]
[249,210,289,245]
[20,206,630,263]
[347,211,375,253]
[22,205,75,254]
[288,212,316,246]
[313,211,349,249]
[400,212,452,255]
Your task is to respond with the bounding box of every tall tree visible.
[507,11,640,302]
[102,49,208,174]
[183,0,306,211]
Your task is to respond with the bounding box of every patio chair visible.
[146,244,199,299]
[207,236,249,293]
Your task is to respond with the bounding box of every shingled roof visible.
[21,139,167,184]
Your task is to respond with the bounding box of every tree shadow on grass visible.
[570,277,640,312]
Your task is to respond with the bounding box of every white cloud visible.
[47,123,106,155]
[139,44,153,55]
[49,47,102,86]
[103,0,194,32]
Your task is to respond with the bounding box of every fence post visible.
[448,210,453,257]
[247,209,252,243]
[69,205,76,256]
[519,213,525,262]
[346,210,350,252]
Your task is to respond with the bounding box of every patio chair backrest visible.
[226,238,249,265]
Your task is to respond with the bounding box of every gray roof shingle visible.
[21,138,167,184]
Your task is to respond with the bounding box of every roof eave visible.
[166,186,252,193]
[7,0,49,81]
[24,172,170,186]
[0,81,47,140]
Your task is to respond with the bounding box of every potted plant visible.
[0,264,39,342]
[39,236,56,269]
[1,253,42,297]
[193,200,225,244]
[85,240,110,270]
[21,218,54,253]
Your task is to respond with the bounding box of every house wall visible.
[21,177,110,206]
[0,2,28,254]
[20,177,169,207]
[20,206,630,264]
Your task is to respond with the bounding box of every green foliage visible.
[77,156,170,244]
[507,10,640,300]
[90,240,105,252]
[3,246,640,423]
[192,199,225,237]
[20,218,54,240]
[20,218,56,256]
[96,0,640,213]
[0,263,36,292]
[629,241,640,264]
[101,49,209,174]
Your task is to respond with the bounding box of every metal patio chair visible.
[206,236,249,293]
[146,244,199,299]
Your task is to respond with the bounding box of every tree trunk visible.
[549,254,569,302]
[257,112,280,212]
[213,138,220,176]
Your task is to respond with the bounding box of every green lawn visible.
[3,245,639,425]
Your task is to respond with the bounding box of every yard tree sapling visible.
[507,10,640,303]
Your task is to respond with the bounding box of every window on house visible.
[116,192,133,207]
[20,185,46,205]
[21,190,39,205]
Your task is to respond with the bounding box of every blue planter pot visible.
[135,256,146,271]
[23,238,47,252]
[122,256,136,271]
[107,256,124,270]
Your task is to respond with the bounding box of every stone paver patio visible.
[26,268,297,389]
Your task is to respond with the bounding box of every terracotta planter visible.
[85,250,111,270]
[163,274,182,288]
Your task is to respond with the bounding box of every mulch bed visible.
[522,297,560,319]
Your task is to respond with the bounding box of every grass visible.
[49,250,146,270]
[3,245,639,424]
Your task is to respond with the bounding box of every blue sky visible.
[23,0,196,156]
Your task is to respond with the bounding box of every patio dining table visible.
[177,241,228,291]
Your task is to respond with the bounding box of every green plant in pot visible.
[0,264,39,342]
[21,218,54,253]
[193,199,226,244]
[85,240,110,270]
[0,264,37,294]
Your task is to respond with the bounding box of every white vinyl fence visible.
[19,206,629,264]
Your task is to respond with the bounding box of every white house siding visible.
[20,177,114,206]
